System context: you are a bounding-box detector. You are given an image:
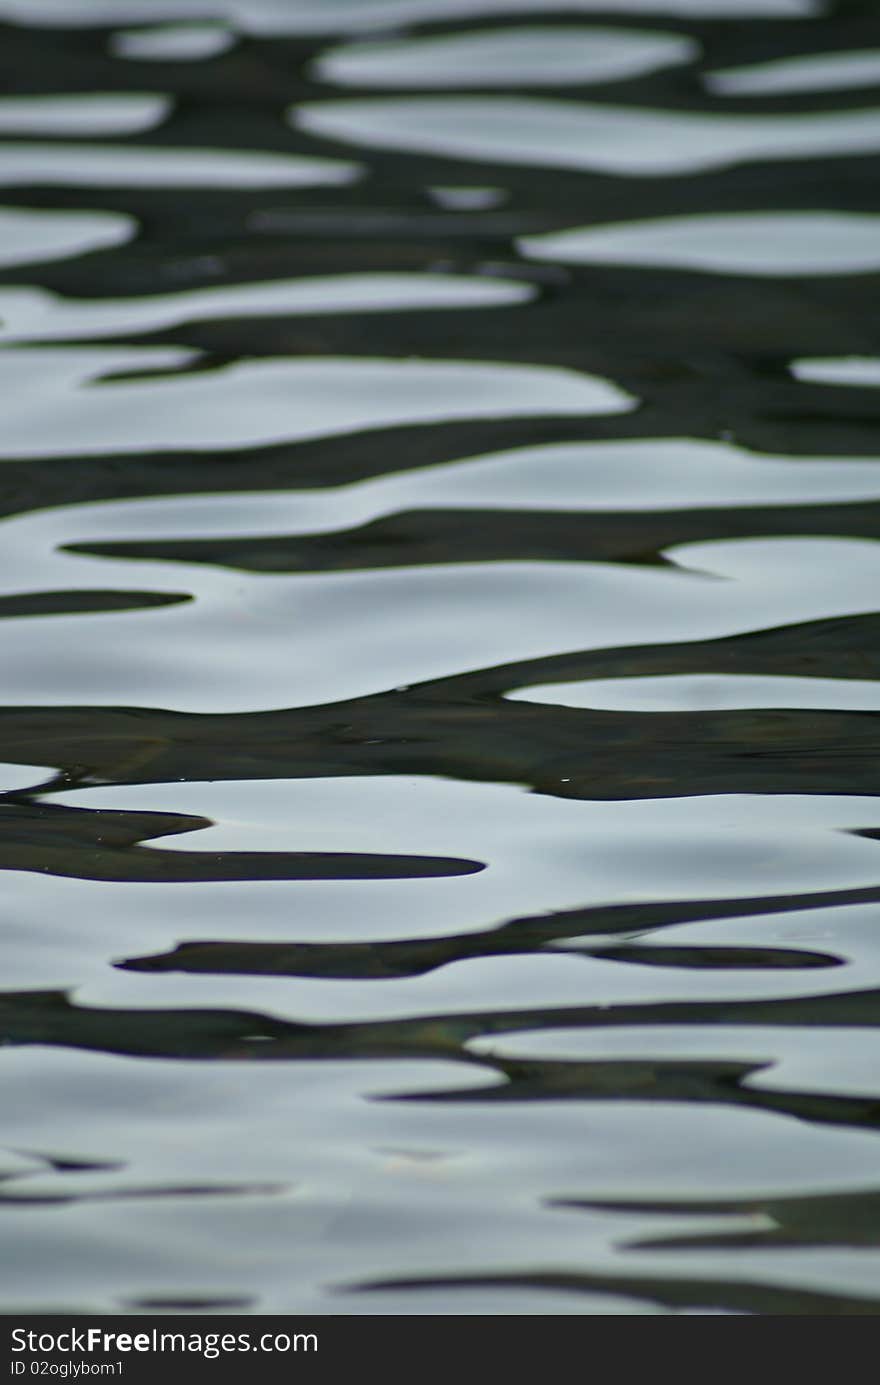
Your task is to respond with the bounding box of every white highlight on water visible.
[0,206,135,268]
[111,23,235,61]
[313,26,698,89]
[0,92,170,135]
[707,50,880,97]
[520,212,880,276]
[293,97,880,176]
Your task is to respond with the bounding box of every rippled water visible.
[3,0,880,1318]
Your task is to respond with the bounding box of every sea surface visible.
[2,0,880,1317]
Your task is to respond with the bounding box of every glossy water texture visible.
[706,50,880,97]
[3,0,880,1320]
[519,213,880,275]
[312,27,700,89]
[110,24,236,63]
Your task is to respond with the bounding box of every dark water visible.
[3,0,880,1316]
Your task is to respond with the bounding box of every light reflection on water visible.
[0,351,632,458]
[293,97,880,175]
[110,24,236,62]
[0,93,171,136]
[0,0,823,31]
[3,0,880,1319]
[0,143,361,188]
[519,213,880,276]
[0,273,535,343]
[705,51,880,98]
[311,26,700,89]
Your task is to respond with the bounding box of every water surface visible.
[3,0,880,1319]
